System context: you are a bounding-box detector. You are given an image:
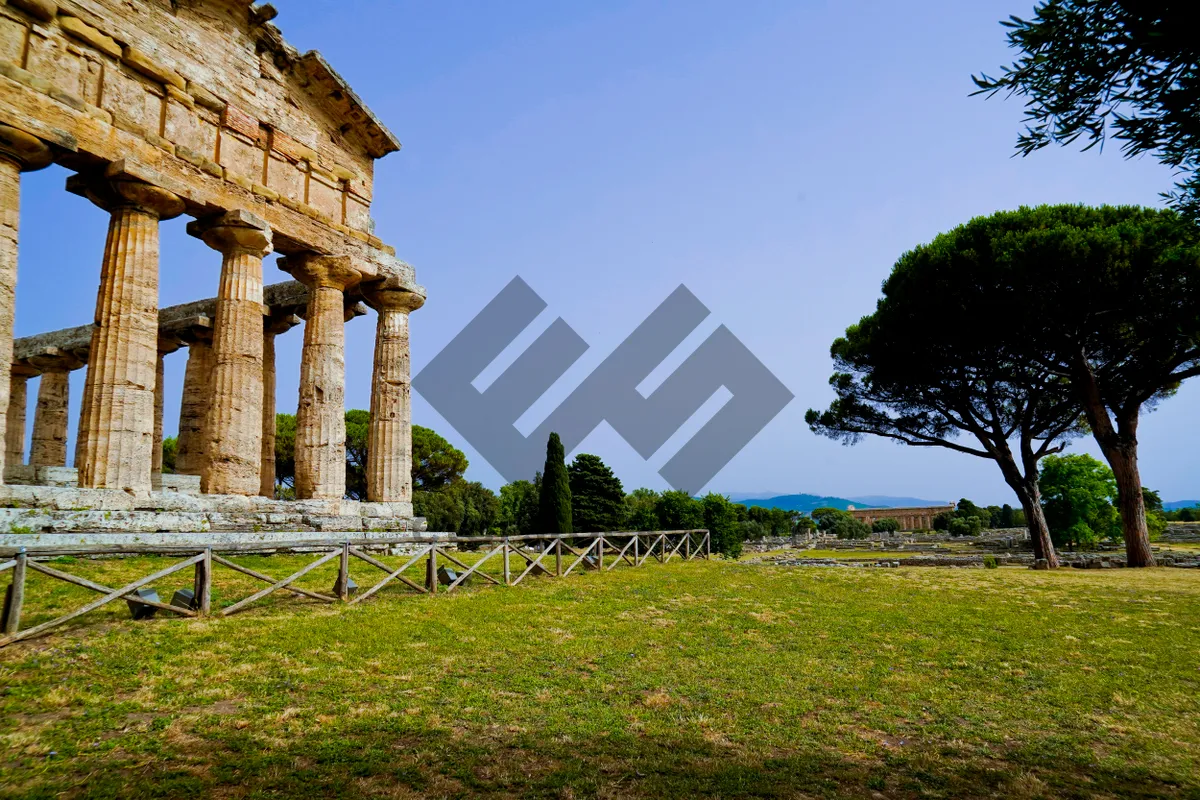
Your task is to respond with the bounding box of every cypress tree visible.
[537,432,573,533]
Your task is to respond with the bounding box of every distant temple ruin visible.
[847,504,955,532]
[0,0,422,530]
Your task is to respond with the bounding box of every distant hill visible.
[741,494,876,513]
[848,495,950,508]
[725,492,789,503]
[1165,500,1200,511]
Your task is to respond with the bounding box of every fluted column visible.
[175,336,214,476]
[73,364,90,470]
[153,352,166,476]
[279,254,361,500]
[187,211,273,495]
[363,287,424,503]
[260,312,301,497]
[70,170,184,492]
[5,367,34,470]
[0,126,53,484]
[27,351,82,469]
[152,336,182,480]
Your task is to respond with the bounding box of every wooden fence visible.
[0,530,709,647]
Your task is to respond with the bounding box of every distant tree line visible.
[181,411,1183,559]
[188,414,815,560]
[407,431,818,560]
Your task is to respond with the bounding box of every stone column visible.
[28,352,82,469]
[5,366,36,471]
[260,312,301,497]
[69,169,184,492]
[152,336,183,480]
[73,364,90,470]
[279,254,361,500]
[187,211,273,496]
[175,335,214,476]
[0,126,53,484]
[362,286,424,503]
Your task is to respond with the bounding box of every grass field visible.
[2,555,1199,798]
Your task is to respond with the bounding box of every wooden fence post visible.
[555,538,562,577]
[2,549,26,635]
[634,535,639,566]
[195,548,212,615]
[427,547,438,594]
[503,539,511,586]
[685,532,691,560]
[706,532,711,559]
[597,535,604,571]
[658,534,665,563]
[337,542,351,601]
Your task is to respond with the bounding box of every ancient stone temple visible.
[0,0,424,533]
[847,504,955,532]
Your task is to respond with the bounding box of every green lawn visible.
[747,548,928,561]
[2,555,1199,798]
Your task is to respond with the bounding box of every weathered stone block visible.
[0,18,28,64]
[222,103,261,141]
[102,65,162,136]
[218,129,262,184]
[58,14,121,59]
[271,128,316,163]
[307,169,341,221]
[121,45,184,90]
[265,150,304,203]
[345,192,370,232]
[188,83,224,112]
[164,97,217,158]
[25,29,86,99]
[8,0,56,23]
[304,514,364,532]
[35,466,77,487]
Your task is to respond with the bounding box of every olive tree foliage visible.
[806,208,1091,567]
[972,1,1200,220]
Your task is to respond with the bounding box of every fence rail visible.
[0,530,709,647]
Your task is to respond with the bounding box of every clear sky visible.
[12,0,1197,504]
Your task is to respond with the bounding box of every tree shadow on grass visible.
[5,716,1194,800]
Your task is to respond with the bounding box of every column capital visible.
[0,126,53,172]
[157,334,185,356]
[65,172,185,220]
[187,209,273,258]
[10,362,40,379]
[25,347,84,373]
[363,286,426,314]
[278,253,362,291]
[265,312,303,337]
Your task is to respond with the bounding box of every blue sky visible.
[13,0,1197,504]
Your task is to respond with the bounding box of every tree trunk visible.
[1015,481,1058,568]
[994,448,1059,568]
[1071,354,1156,568]
[1106,438,1155,567]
